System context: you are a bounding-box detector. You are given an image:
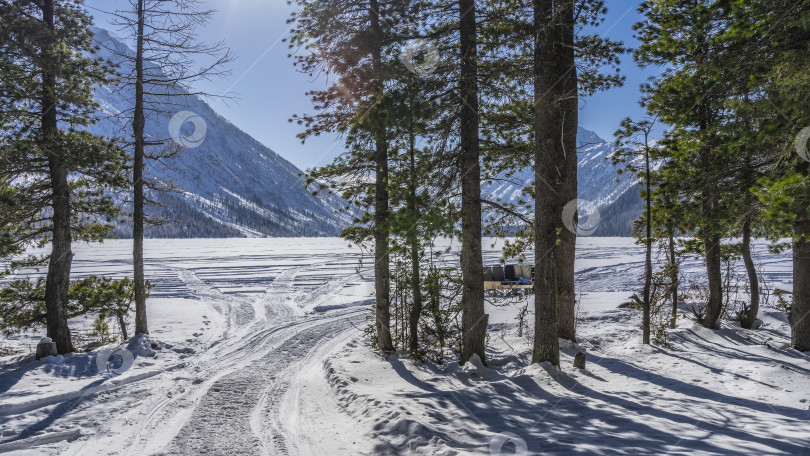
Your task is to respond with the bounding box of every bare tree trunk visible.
[740,214,760,329]
[458,0,486,364]
[531,0,560,366]
[668,229,679,329]
[42,0,74,355]
[369,0,393,352]
[703,234,724,328]
[791,217,810,351]
[407,100,423,355]
[642,147,652,344]
[117,313,129,341]
[697,99,723,329]
[133,0,149,336]
[555,0,578,343]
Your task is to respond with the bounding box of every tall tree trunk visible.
[739,213,760,329]
[668,228,679,329]
[555,0,578,343]
[642,147,652,344]
[408,228,422,355]
[133,0,148,336]
[703,234,724,328]
[42,0,74,355]
[369,0,393,352]
[698,98,723,329]
[407,98,423,356]
[791,216,810,351]
[428,261,445,353]
[531,0,560,366]
[458,0,486,364]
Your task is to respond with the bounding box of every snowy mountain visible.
[89,28,638,238]
[481,127,644,236]
[89,28,351,238]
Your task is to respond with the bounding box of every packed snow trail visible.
[158,315,362,455]
[0,240,375,456]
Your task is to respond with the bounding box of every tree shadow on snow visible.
[372,353,809,455]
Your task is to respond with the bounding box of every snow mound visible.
[126,334,165,358]
[460,354,500,380]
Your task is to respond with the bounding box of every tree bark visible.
[555,0,578,343]
[369,0,393,352]
[41,0,74,355]
[133,0,149,336]
[531,0,560,366]
[668,229,679,329]
[117,313,129,341]
[407,98,423,356]
[697,94,723,329]
[458,0,486,364]
[703,234,723,328]
[791,217,810,351]
[739,213,760,329]
[642,146,652,344]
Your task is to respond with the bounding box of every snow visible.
[0,237,807,455]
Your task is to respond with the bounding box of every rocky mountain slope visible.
[481,127,646,236]
[90,28,640,238]
[90,28,350,238]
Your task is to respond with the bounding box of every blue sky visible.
[85,0,662,171]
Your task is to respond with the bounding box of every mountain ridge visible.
[90,27,351,238]
[481,128,644,237]
[90,27,641,238]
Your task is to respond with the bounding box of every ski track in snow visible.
[0,239,372,455]
[119,262,364,456]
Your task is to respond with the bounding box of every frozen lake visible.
[64,235,795,309]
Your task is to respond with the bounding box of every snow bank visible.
[325,300,810,455]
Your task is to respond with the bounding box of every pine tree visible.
[725,0,810,349]
[289,0,413,352]
[0,0,128,354]
[484,0,623,355]
[530,0,565,366]
[613,117,656,344]
[106,0,233,337]
[386,69,454,357]
[635,0,732,329]
[457,0,487,364]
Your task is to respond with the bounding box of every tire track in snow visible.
[127,264,366,455]
[158,314,362,455]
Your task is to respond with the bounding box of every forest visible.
[1,0,808,363]
[1,0,809,454]
[290,0,810,363]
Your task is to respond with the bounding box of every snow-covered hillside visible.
[481,128,646,236]
[89,28,351,238]
[90,27,642,239]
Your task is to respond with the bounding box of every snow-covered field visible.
[0,237,807,455]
